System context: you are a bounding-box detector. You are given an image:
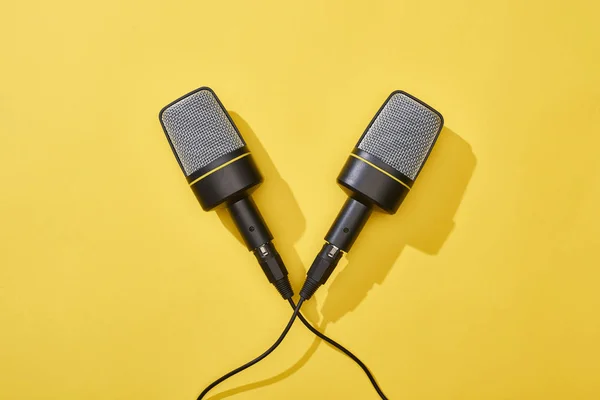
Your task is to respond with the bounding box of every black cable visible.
[197,298,304,400]
[289,299,388,400]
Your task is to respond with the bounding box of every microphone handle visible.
[326,197,372,252]
[300,197,372,300]
[227,196,293,299]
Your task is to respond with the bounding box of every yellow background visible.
[1,0,599,398]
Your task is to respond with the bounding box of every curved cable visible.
[289,299,388,399]
[197,299,304,400]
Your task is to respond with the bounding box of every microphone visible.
[159,87,293,300]
[300,91,444,300]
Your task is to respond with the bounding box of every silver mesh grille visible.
[160,89,245,176]
[357,92,442,180]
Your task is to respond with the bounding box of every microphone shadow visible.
[214,112,319,323]
[320,127,477,326]
[203,127,476,400]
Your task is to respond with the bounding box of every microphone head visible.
[159,87,245,177]
[356,91,443,181]
[159,87,262,211]
[338,91,444,214]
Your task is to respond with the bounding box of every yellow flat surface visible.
[1,1,599,399]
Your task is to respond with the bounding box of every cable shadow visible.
[320,127,477,325]
[205,336,322,400]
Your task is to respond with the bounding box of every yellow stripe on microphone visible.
[349,154,411,190]
[188,152,251,186]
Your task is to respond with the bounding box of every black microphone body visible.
[300,90,443,300]
[186,145,289,290]
[159,87,293,299]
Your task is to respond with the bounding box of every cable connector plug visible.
[300,243,342,300]
[253,242,294,300]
